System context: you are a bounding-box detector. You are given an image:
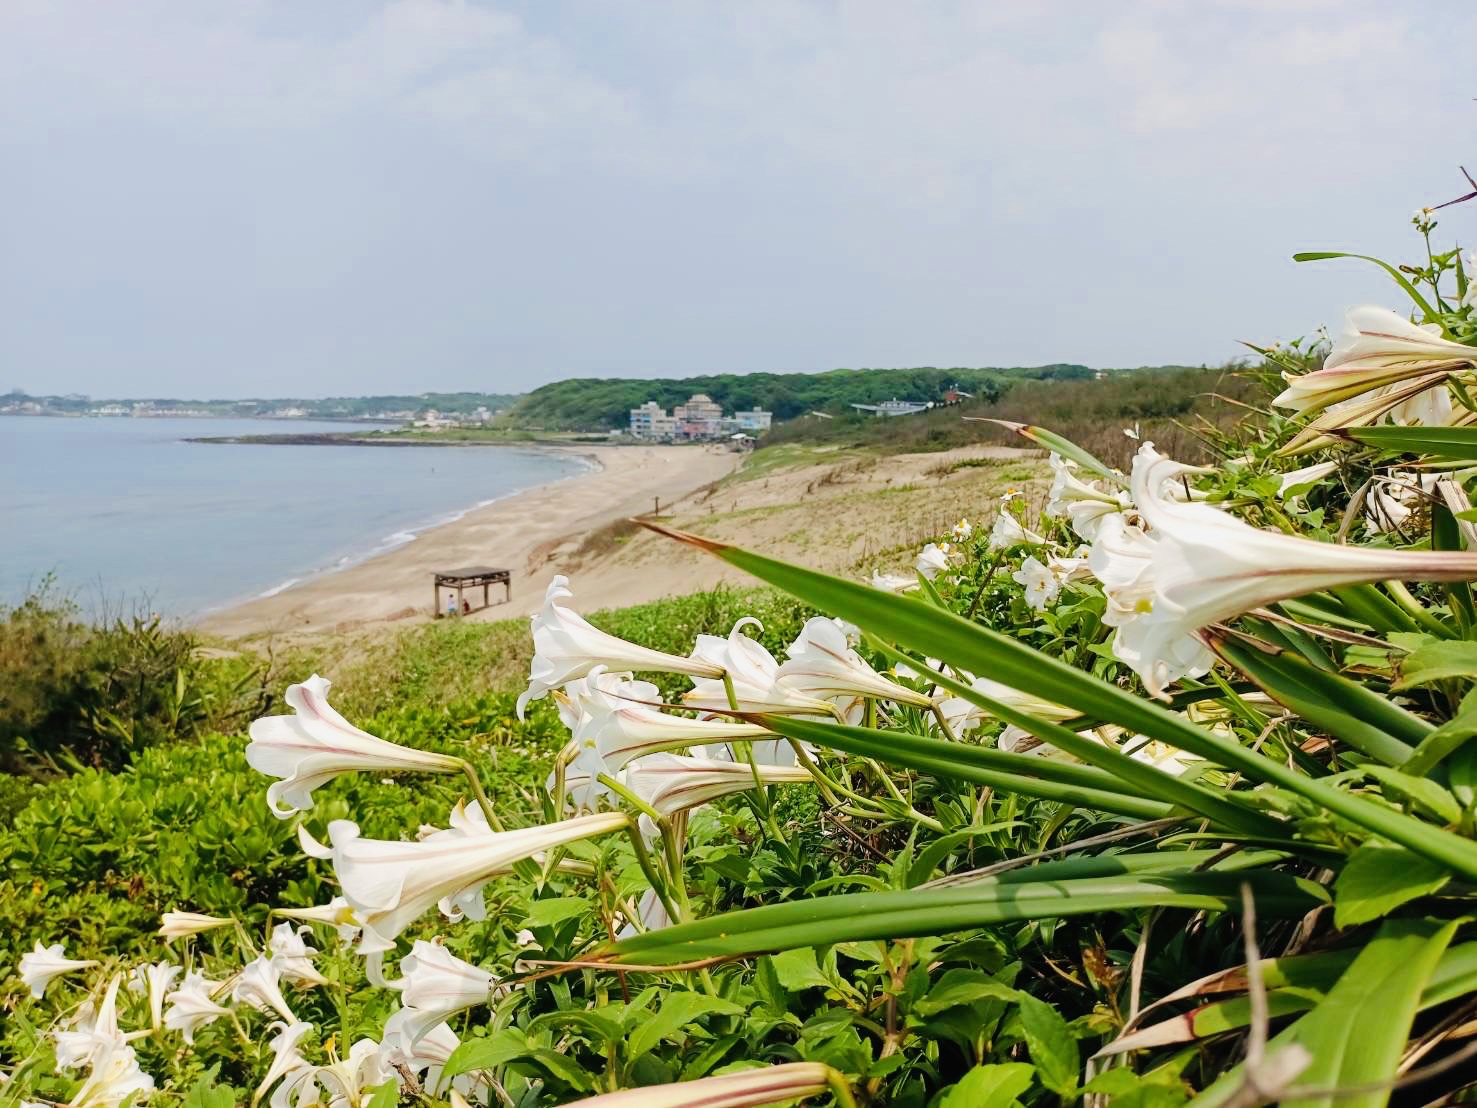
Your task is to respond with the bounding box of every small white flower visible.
[938,676,1079,737]
[1012,555,1060,610]
[18,942,97,1000]
[951,518,973,541]
[247,674,461,818]
[515,928,540,948]
[1275,460,1338,499]
[518,576,723,717]
[915,542,953,580]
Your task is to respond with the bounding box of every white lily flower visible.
[988,510,1045,551]
[518,576,724,718]
[778,617,932,717]
[1273,306,1476,416]
[253,1020,316,1108]
[571,676,776,778]
[394,940,499,1046]
[247,675,461,818]
[623,752,812,837]
[1282,371,1454,455]
[276,897,362,943]
[157,911,233,941]
[378,1011,466,1098]
[65,1039,154,1108]
[914,542,953,580]
[127,960,181,1031]
[329,810,629,953]
[1046,453,1128,541]
[233,956,298,1023]
[1117,442,1477,696]
[19,942,98,999]
[1275,460,1338,499]
[163,970,231,1044]
[870,569,919,593]
[938,676,1080,737]
[616,887,673,940]
[558,1062,835,1107]
[316,1037,392,1108]
[684,619,834,717]
[53,975,126,1072]
[268,923,329,988]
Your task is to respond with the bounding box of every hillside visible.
[502,364,1094,430]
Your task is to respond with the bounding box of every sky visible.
[1,0,1473,399]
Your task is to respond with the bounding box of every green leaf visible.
[442,1028,530,1078]
[914,969,1018,1016]
[1284,919,1458,1108]
[1364,766,1462,824]
[1395,639,1477,688]
[1017,993,1079,1097]
[770,947,832,992]
[1402,692,1477,777]
[1338,424,1477,463]
[645,528,1477,879]
[939,1063,1036,1108]
[182,1066,235,1108]
[626,992,746,1062]
[522,896,590,928]
[601,870,1326,965]
[1292,252,1438,320]
[1214,631,1429,762]
[1194,919,1460,1108]
[1333,842,1451,928]
[364,1081,398,1108]
[759,713,1169,821]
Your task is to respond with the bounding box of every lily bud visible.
[683,619,834,717]
[623,752,812,837]
[163,970,231,1044]
[560,1062,841,1106]
[1273,305,1475,416]
[157,912,233,941]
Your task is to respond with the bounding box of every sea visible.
[0,416,592,618]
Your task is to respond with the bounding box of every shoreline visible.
[195,443,742,640]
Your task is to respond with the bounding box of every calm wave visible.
[0,416,590,618]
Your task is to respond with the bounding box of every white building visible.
[629,401,678,439]
[734,408,772,432]
[849,398,932,418]
[629,394,770,441]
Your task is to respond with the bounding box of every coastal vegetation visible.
[8,212,1477,1105]
[497,364,1099,431]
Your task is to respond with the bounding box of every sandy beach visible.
[197,444,742,640]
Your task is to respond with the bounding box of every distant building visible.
[629,401,678,440]
[629,394,769,441]
[849,398,932,418]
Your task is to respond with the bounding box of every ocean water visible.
[0,416,591,618]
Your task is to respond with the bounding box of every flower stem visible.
[457,758,505,831]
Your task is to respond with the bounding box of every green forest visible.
[500,364,1101,430]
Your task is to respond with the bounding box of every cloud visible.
[0,0,1473,395]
